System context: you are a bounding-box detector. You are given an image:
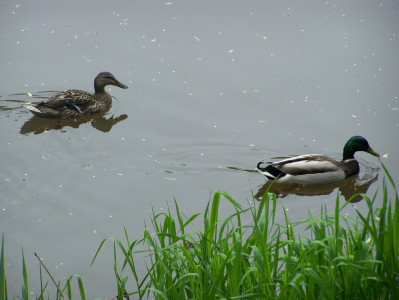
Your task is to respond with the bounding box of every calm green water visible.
[1,0,398,298]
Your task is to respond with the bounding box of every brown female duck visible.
[22,72,128,119]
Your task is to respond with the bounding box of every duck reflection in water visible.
[255,163,379,203]
[20,110,128,134]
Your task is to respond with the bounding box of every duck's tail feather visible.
[257,162,286,180]
[257,162,268,172]
[22,103,42,113]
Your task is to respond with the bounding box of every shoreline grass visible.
[1,164,398,299]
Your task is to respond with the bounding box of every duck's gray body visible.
[257,136,379,186]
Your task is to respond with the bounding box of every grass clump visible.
[1,164,398,299]
[0,237,86,300]
[92,165,398,299]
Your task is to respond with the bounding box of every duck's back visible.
[43,89,94,107]
[26,89,100,119]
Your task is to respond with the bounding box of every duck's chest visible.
[91,92,112,110]
[343,159,360,177]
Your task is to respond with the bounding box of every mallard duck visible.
[22,72,128,119]
[257,136,379,186]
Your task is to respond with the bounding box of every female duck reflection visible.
[20,110,128,134]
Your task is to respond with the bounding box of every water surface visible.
[1,0,398,298]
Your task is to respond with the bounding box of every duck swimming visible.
[22,72,128,119]
[257,136,379,186]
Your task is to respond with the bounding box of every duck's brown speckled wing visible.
[42,89,94,108]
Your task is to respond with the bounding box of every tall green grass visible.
[92,165,398,299]
[1,164,398,299]
[0,237,86,300]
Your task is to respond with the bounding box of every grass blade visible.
[21,248,29,300]
[0,234,6,300]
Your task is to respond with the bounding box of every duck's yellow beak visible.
[367,147,380,158]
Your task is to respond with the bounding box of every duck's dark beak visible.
[115,81,128,89]
[367,147,380,158]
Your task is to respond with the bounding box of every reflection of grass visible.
[1,164,398,299]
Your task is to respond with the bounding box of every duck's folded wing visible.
[274,154,340,175]
[41,90,94,108]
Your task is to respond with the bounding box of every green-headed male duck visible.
[257,136,380,185]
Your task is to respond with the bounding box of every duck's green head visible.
[342,136,380,160]
[94,72,128,93]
